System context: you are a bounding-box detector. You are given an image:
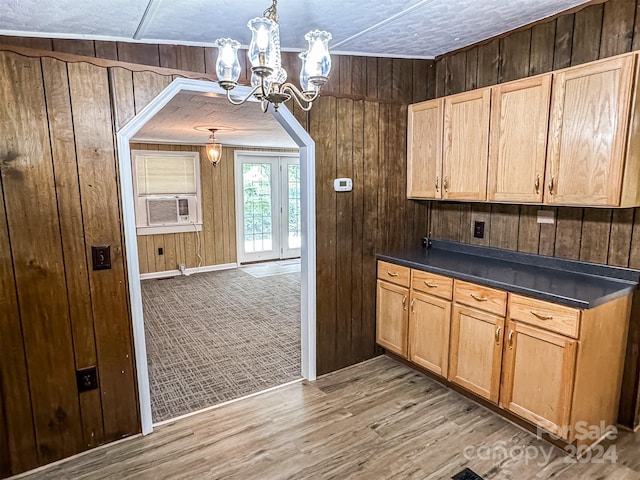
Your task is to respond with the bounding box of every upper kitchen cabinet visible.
[407,99,444,199]
[545,54,634,206]
[442,88,491,201]
[488,75,551,203]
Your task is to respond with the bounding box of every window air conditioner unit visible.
[142,196,198,227]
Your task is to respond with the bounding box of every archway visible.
[116,78,316,435]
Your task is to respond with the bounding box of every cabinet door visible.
[407,99,443,199]
[546,55,634,206]
[449,304,504,403]
[488,75,551,203]
[500,322,577,439]
[408,291,451,377]
[376,280,409,358]
[443,88,491,200]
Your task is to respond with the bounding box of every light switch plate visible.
[537,210,555,224]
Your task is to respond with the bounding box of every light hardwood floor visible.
[14,356,640,480]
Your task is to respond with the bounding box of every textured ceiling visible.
[131,91,297,148]
[0,0,592,58]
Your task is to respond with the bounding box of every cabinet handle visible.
[495,326,501,344]
[402,295,407,310]
[508,330,514,349]
[435,176,440,192]
[443,176,449,192]
[530,310,553,321]
[424,281,438,288]
[387,271,399,277]
[534,174,540,194]
[470,293,489,302]
[548,176,555,195]
[410,298,415,314]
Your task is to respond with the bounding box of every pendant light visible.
[206,129,223,166]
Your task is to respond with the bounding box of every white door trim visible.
[116,78,316,436]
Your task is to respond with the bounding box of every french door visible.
[234,152,301,264]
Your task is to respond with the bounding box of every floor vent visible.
[452,468,485,480]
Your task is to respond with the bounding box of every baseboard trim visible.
[140,263,238,280]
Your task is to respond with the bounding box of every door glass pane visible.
[287,164,301,250]
[243,163,273,253]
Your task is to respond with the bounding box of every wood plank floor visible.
[14,356,640,480]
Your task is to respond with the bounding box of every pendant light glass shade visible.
[213,38,241,83]
[247,17,275,68]
[302,30,332,81]
[206,129,223,166]
[298,51,318,93]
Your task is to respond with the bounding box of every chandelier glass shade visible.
[213,0,332,112]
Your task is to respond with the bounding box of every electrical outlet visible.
[158,247,164,255]
[474,221,485,239]
[76,367,99,392]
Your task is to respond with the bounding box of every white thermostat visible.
[333,178,353,192]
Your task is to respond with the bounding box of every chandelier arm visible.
[281,83,319,111]
[225,84,262,105]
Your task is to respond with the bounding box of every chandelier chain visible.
[264,0,278,23]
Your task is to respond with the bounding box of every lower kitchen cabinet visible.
[500,321,577,439]
[408,291,451,377]
[448,304,504,404]
[375,259,633,447]
[376,279,409,358]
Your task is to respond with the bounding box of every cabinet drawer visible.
[509,294,581,338]
[454,280,507,317]
[377,261,410,287]
[411,270,453,299]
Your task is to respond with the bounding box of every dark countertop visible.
[377,240,640,309]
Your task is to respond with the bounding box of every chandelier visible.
[213,0,332,112]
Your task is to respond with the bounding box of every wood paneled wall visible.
[0,52,140,475]
[429,0,640,428]
[131,143,296,274]
[0,35,434,103]
[0,39,433,476]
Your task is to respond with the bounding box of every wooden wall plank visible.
[0,35,53,50]
[366,57,378,99]
[310,96,337,375]
[446,51,466,95]
[517,206,540,254]
[68,62,139,441]
[412,59,429,102]
[499,30,531,82]
[42,57,105,449]
[553,208,584,260]
[351,100,365,363]
[435,57,446,97]
[465,48,478,91]
[476,39,500,88]
[94,41,118,61]
[599,0,636,57]
[335,98,354,369]
[530,21,557,75]
[0,52,83,464]
[489,205,520,250]
[159,45,206,73]
[377,58,393,100]
[132,71,172,113]
[580,209,613,263]
[571,3,604,65]
[52,39,95,57]
[554,14,575,69]
[116,42,160,66]
[351,56,367,98]
[0,134,38,474]
[608,209,634,267]
[110,68,136,130]
[361,101,379,361]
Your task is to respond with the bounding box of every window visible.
[132,150,202,235]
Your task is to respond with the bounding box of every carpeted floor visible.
[141,268,301,423]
